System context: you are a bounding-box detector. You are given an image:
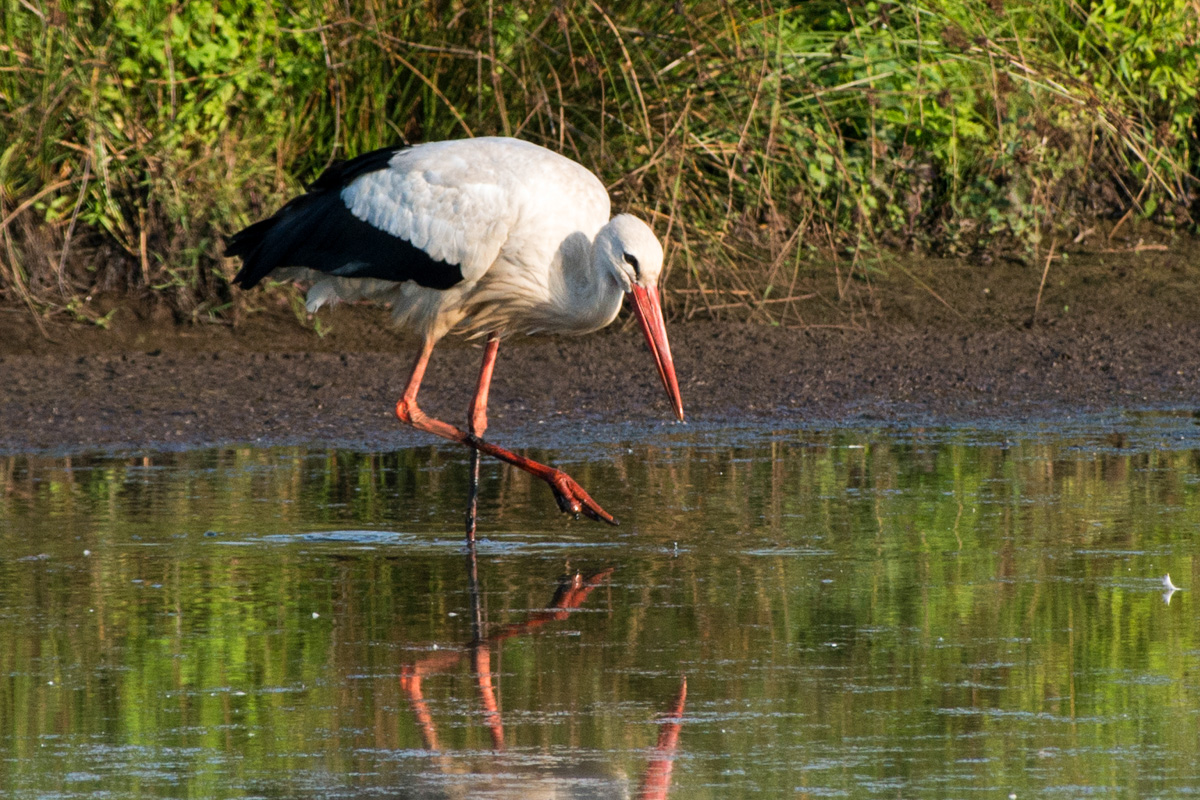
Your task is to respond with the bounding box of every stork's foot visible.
[547,469,618,525]
[396,396,618,526]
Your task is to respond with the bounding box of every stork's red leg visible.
[464,334,499,540]
[466,449,482,540]
[396,337,617,525]
[470,333,501,437]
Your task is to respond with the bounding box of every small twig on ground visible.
[1029,237,1058,326]
[702,294,816,312]
[1101,240,1168,253]
[894,263,967,321]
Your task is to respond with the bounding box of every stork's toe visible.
[547,470,618,525]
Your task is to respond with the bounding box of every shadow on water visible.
[2,410,1200,798]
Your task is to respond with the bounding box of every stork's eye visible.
[623,252,640,276]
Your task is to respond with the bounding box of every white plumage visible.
[270,137,652,342]
[228,136,683,528]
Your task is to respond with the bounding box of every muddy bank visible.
[2,244,1199,454]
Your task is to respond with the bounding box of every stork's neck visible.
[551,230,624,334]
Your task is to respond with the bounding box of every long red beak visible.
[629,285,685,422]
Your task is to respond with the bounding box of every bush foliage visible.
[2,0,1198,324]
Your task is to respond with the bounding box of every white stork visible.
[227,137,684,525]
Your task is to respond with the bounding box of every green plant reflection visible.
[1,420,1198,797]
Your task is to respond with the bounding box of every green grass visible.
[1,0,1197,325]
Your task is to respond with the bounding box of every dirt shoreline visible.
[3,245,1199,455]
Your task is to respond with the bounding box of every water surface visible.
[3,413,1199,797]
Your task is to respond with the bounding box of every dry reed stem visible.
[1030,237,1059,326]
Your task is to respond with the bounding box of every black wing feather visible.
[227,146,464,291]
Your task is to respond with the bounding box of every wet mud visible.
[3,244,1199,454]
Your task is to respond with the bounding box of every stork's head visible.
[596,214,685,422]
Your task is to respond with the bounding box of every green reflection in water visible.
[2,417,1199,798]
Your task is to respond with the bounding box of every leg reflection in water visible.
[637,676,687,800]
[399,545,687,797]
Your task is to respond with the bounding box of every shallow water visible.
[3,412,1199,798]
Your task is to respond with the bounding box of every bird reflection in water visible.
[399,546,687,798]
